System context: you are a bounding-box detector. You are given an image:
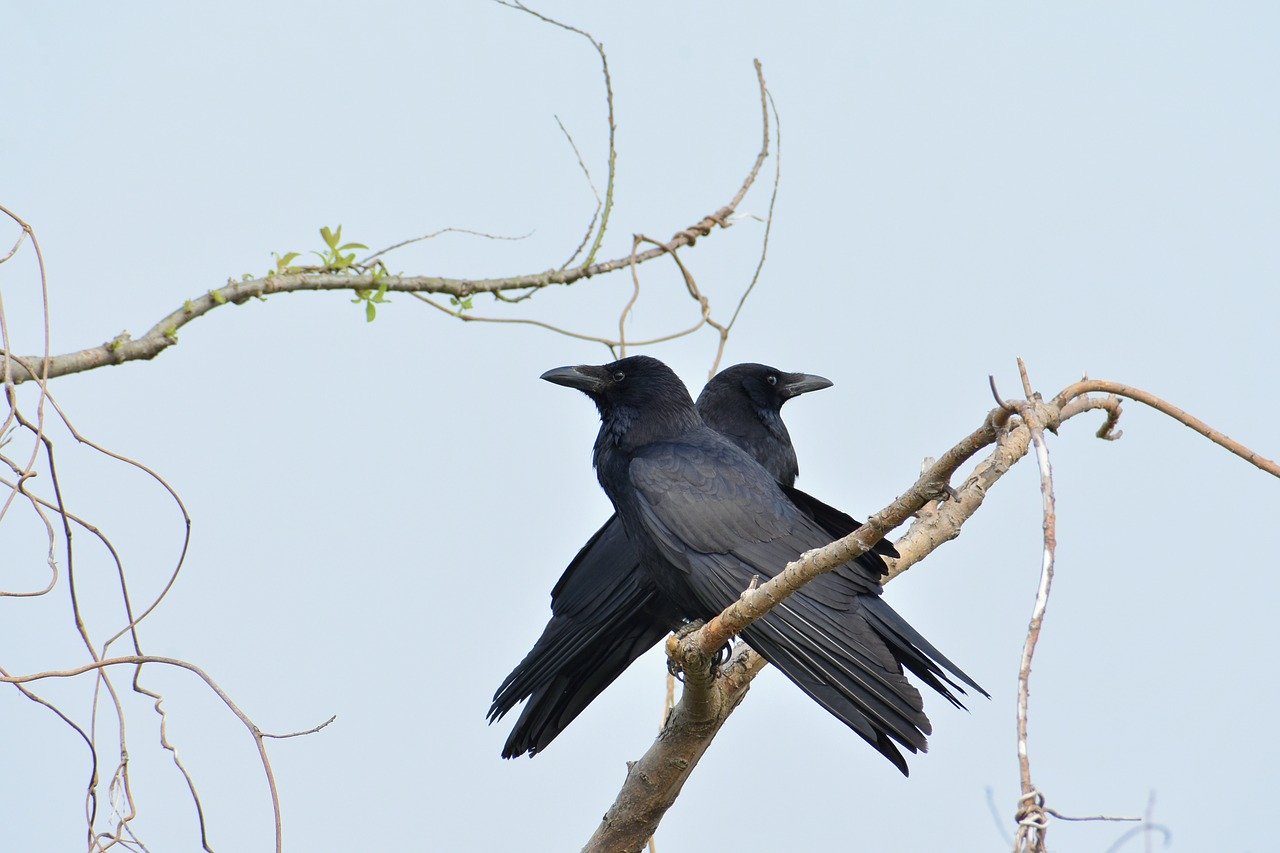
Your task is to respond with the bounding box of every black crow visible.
[490,364,852,757]
[538,355,982,773]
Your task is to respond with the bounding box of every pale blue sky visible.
[3,3,1278,851]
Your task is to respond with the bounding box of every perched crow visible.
[538,356,983,773]
[490,364,856,758]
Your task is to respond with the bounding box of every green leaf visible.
[274,251,301,273]
[365,300,376,322]
[210,289,228,305]
[338,242,368,252]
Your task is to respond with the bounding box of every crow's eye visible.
[613,371,626,382]
[766,374,778,386]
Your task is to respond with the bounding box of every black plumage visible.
[493,358,983,770]
[490,364,845,757]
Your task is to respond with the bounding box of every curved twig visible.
[2,655,334,853]
[553,115,603,270]
[495,1,617,269]
[359,227,533,266]
[722,85,781,339]
[1053,379,1278,476]
[413,293,621,350]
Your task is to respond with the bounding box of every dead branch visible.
[1009,371,1057,853]
[418,57,775,373]
[588,373,1280,850]
[494,1,619,269]
[1053,379,1280,476]
[584,645,767,853]
[2,655,333,853]
[717,88,783,376]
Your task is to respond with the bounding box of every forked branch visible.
[0,53,773,386]
[589,371,1279,851]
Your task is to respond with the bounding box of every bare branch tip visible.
[989,375,1015,412]
[1016,357,1035,399]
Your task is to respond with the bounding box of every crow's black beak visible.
[541,365,608,393]
[781,372,833,399]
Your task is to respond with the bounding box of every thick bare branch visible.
[590,374,1280,849]
[583,645,766,853]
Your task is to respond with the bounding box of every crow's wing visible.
[629,439,929,773]
[781,484,900,560]
[781,485,987,700]
[490,516,680,757]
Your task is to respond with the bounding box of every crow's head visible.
[542,355,699,447]
[702,362,832,414]
[542,355,692,408]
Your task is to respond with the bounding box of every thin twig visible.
[496,1,617,269]
[1054,378,1278,476]
[1017,356,1035,399]
[1011,365,1056,853]
[554,114,603,270]
[130,683,215,852]
[620,235,643,357]
[262,715,338,739]
[31,384,193,649]
[1044,807,1140,822]
[0,663,101,841]
[0,226,27,265]
[359,227,533,265]
[412,293,620,350]
[720,85,782,369]
[1059,393,1124,440]
[2,655,333,853]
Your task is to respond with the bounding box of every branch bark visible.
[583,645,766,853]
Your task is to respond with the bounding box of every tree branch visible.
[2,655,333,853]
[583,645,766,853]
[588,374,1280,850]
[1011,392,1057,853]
[1,59,773,386]
[1053,379,1279,476]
